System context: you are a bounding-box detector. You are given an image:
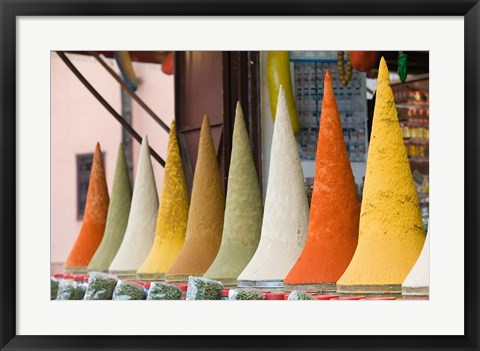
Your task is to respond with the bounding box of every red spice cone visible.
[284,69,360,290]
[64,143,110,273]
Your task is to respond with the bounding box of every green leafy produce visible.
[84,272,118,300]
[147,282,182,300]
[186,276,223,300]
[51,278,59,300]
[229,289,265,300]
[57,281,85,300]
[287,290,314,300]
[112,281,146,300]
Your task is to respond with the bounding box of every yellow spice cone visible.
[137,122,189,280]
[336,57,425,294]
[165,115,225,282]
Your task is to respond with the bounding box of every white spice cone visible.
[402,223,430,296]
[109,136,159,278]
[237,85,309,288]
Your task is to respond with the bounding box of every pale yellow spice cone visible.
[137,122,189,279]
[336,57,425,294]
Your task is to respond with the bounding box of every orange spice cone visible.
[284,69,360,292]
[336,57,426,294]
[109,136,159,278]
[165,115,225,283]
[237,86,309,288]
[64,143,109,273]
[137,122,189,280]
[202,102,263,286]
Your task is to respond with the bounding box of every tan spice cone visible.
[203,102,263,286]
[137,122,190,280]
[284,69,360,292]
[109,136,159,279]
[165,115,225,282]
[64,143,109,273]
[88,144,132,272]
[336,57,426,294]
[237,86,309,288]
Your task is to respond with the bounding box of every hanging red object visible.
[162,52,174,75]
[350,51,379,72]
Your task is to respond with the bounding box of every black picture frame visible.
[1,1,479,350]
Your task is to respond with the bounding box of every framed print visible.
[1,1,479,350]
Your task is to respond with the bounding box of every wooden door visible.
[174,51,261,197]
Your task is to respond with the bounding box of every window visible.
[76,153,93,220]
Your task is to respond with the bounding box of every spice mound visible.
[112,281,146,300]
[229,289,265,300]
[84,272,118,300]
[186,276,223,300]
[287,290,315,300]
[147,282,182,300]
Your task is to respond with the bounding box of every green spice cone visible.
[88,144,133,272]
[203,102,263,286]
[109,136,159,278]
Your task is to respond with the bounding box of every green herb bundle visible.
[186,276,223,300]
[287,290,315,300]
[51,277,59,300]
[147,282,182,300]
[112,281,146,300]
[229,289,265,300]
[57,281,85,300]
[84,272,118,300]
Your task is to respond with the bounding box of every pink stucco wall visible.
[51,53,174,269]
[131,60,175,193]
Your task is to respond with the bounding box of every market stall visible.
[51,50,429,301]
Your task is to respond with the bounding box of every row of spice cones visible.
[60,57,428,298]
